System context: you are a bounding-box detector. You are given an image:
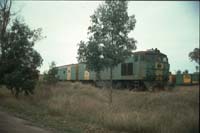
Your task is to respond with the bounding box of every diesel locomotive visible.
[56,48,170,90]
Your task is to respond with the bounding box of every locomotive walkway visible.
[0,110,52,133]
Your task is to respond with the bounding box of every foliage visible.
[77,0,136,81]
[77,39,104,80]
[0,0,12,64]
[195,66,199,72]
[77,0,137,103]
[0,0,12,39]
[183,69,189,74]
[0,18,43,97]
[0,0,43,97]
[43,61,58,84]
[176,70,182,74]
[189,48,200,64]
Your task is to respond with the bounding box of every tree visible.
[189,48,200,64]
[189,48,200,73]
[195,66,199,72]
[77,38,104,81]
[176,70,182,74]
[0,0,12,69]
[183,69,189,74]
[43,61,58,85]
[0,0,12,39]
[0,0,44,97]
[0,0,12,85]
[77,0,136,103]
[0,19,43,97]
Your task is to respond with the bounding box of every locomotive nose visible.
[155,62,164,80]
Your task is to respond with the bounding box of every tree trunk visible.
[109,67,113,104]
[94,71,101,87]
[15,88,19,98]
[0,0,12,39]
[94,71,97,86]
[11,88,14,95]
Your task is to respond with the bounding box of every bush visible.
[43,61,58,85]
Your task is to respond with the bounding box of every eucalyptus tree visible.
[189,48,200,64]
[78,0,137,103]
[0,0,12,85]
[77,37,104,81]
[0,0,12,39]
[1,19,43,97]
[0,0,44,97]
[43,61,58,85]
[189,48,200,72]
[78,0,137,81]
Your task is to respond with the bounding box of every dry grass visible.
[0,82,199,133]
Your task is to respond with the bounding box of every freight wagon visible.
[169,72,199,86]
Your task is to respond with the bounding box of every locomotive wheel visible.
[128,81,146,91]
[144,81,166,91]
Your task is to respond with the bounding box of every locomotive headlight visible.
[155,63,164,69]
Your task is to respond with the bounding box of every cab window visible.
[145,54,155,62]
[157,57,161,62]
[163,57,168,62]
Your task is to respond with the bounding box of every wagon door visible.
[67,65,71,80]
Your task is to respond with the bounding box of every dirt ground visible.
[0,111,52,133]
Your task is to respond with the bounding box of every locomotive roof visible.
[56,48,167,68]
[133,48,167,56]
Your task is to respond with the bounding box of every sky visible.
[12,1,199,74]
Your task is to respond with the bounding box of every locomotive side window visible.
[134,55,138,62]
[121,63,133,76]
[127,63,133,75]
[145,54,156,62]
[121,63,126,76]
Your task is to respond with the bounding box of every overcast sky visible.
[13,1,199,74]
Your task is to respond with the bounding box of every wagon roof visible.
[56,63,78,68]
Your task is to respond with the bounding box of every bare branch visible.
[0,0,12,38]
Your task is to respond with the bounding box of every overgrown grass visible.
[0,82,199,133]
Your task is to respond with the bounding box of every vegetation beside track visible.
[0,82,199,133]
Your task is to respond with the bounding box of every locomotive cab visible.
[145,49,170,89]
[145,50,169,80]
[132,48,170,89]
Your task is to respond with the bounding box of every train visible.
[55,48,170,90]
[168,72,199,86]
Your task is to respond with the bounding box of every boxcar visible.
[169,72,199,86]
